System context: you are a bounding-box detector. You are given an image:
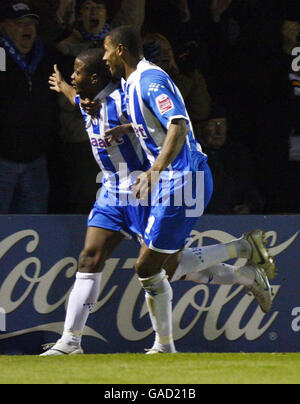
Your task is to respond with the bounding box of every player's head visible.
[103,25,143,78]
[71,48,110,97]
[75,0,107,35]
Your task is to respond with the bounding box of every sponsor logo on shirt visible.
[132,124,148,139]
[156,94,174,115]
[90,136,124,149]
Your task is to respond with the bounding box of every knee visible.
[135,248,168,278]
[135,257,161,279]
[139,270,171,296]
[78,248,103,273]
[134,258,148,278]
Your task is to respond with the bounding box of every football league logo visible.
[156,94,174,115]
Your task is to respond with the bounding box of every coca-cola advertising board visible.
[0,215,299,355]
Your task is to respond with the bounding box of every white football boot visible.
[145,343,177,354]
[40,339,84,356]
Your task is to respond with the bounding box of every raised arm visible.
[49,64,76,106]
[111,0,145,31]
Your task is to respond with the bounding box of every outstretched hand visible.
[210,0,232,22]
[56,0,76,26]
[49,64,64,93]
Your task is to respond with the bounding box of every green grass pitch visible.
[1,353,300,384]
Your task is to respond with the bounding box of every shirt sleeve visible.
[140,69,189,131]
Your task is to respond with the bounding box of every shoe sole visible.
[246,266,273,314]
[40,348,84,356]
[246,286,272,314]
[145,349,177,354]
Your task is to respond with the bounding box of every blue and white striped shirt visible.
[75,81,149,194]
[123,59,207,177]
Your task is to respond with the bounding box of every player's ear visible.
[116,44,126,57]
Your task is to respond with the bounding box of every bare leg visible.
[78,226,125,273]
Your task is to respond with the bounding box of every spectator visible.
[279,0,300,213]
[181,0,235,92]
[57,0,145,56]
[50,0,146,213]
[0,1,60,214]
[143,33,211,138]
[198,105,264,214]
[282,19,300,55]
[144,0,188,53]
[24,0,76,48]
[221,0,293,213]
[284,0,300,132]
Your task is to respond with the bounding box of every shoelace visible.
[42,342,57,351]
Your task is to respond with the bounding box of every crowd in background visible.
[0,0,299,215]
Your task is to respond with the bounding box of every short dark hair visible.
[108,25,143,58]
[77,48,110,80]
